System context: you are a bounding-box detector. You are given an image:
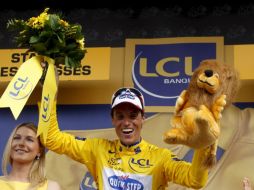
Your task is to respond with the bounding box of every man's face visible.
[112,103,144,146]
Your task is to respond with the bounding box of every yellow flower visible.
[27,8,49,29]
[77,38,85,50]
[59,19,69,27]
[26,17,36,26]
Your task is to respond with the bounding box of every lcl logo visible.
[41,94,50,122]
[138,56,194,77]
[132,54,196,99]
[128,158,153,173]
[9,76,33,100]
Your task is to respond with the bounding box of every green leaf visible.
[65,56,81,68]
[56,33,64,43]
[64,56,70,67]
[48,15,61,31]
[65,43,77,51]
[31,43,47,52]
[68,49,85,60]
[54,57,65,65]
[39,31,53,40]
[29,36,40,43]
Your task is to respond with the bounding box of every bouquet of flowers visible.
[7,8,86,68]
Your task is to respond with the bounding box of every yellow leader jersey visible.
[41,103,208,190]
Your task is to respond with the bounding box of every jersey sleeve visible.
[163,148,208,189]
[40,101,96,165]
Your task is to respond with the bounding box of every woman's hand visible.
[243,177,253,190]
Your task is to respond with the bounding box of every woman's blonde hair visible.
[1,122,47,188]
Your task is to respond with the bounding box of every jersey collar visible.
[116,138,147,155]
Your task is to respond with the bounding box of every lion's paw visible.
[212,94,226,121]
[163,132,178,144]
[195,116,209,129]
[196,105,214,123]
[195,105,220,140]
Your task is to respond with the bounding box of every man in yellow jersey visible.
[41,86,213,189]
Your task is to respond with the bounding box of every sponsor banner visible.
[124,37,224,112]
[0,47,111,82]
[234,44,254,80]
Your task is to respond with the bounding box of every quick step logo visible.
[108,175,144,190]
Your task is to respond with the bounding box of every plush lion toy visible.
[163,59,239,168]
